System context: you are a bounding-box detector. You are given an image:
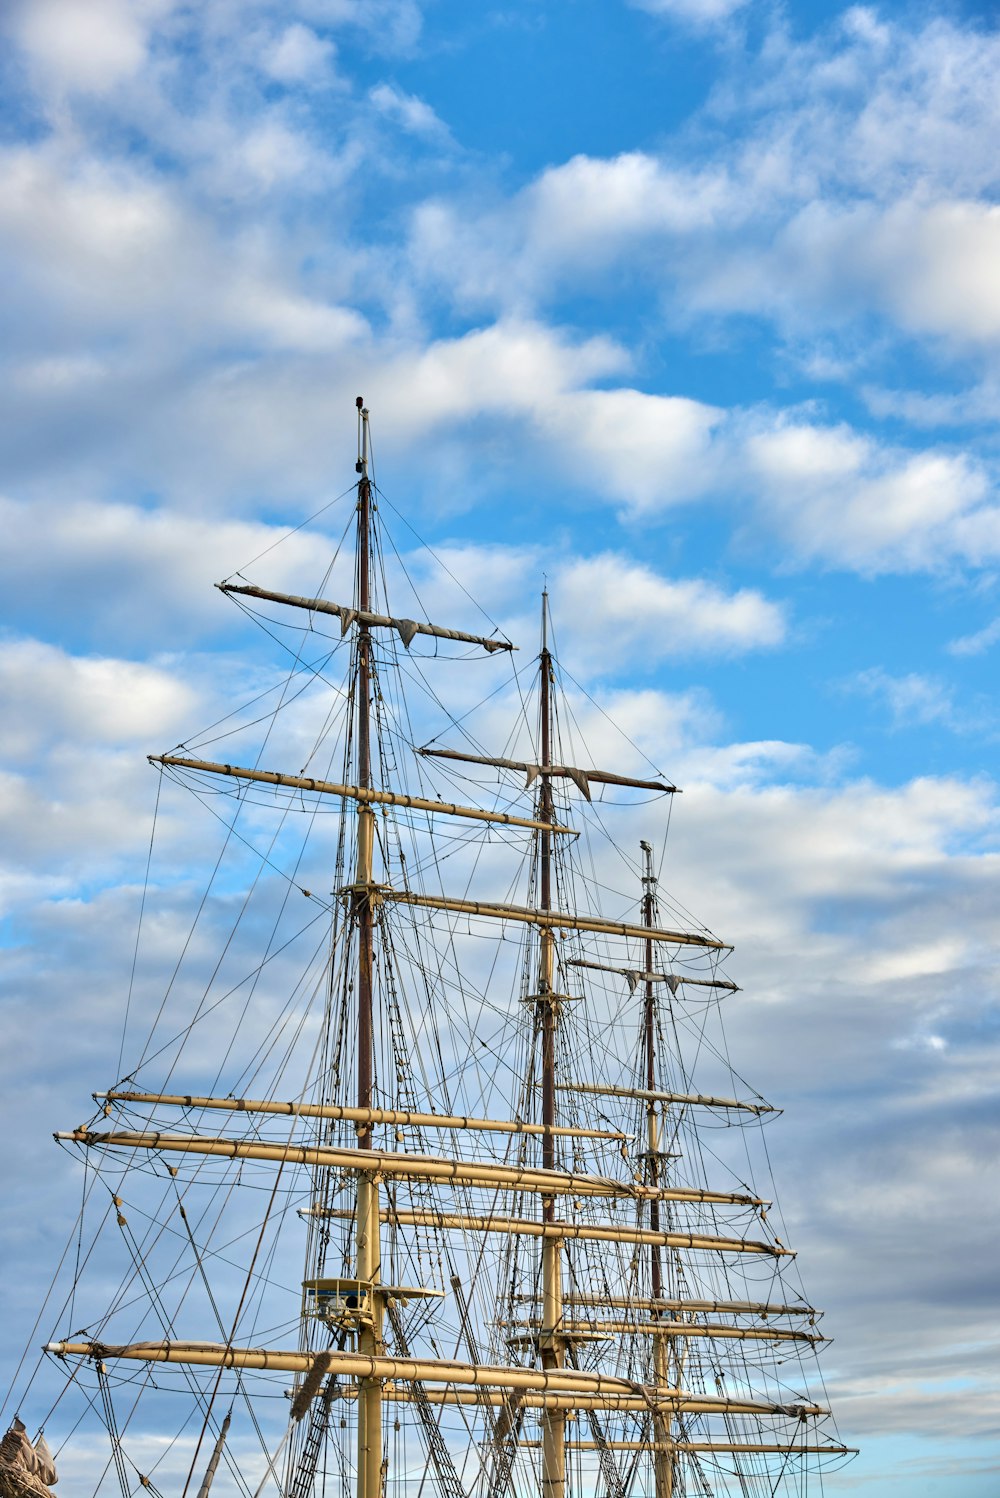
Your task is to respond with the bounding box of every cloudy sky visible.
[1,0,999,1495]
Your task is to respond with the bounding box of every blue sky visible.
[1,1,999,1495]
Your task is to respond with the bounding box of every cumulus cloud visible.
[261,22,337,85]
[537,553,787,665]
[402,541,786,670]
[0,639,198,761]
[738,418,993,572]
[6,0,173,97]
[400,10,1000,374]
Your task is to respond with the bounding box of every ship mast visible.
[536,592,566,1498]
[353,398,382,1498]
[642,839,674,1498]
[45,406,858,1497]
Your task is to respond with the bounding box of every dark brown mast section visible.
[535,592,567,1498]
[642,840,663,1298]
[539,592,556,1203]
[642,838,674,1498]
[355,397,375,1152]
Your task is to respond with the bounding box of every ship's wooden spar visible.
[96,1091,628,1142]
[380,890,728,949]
[149,755,573,836]
[566,958,739,992]
[522,1442,855,1456]
[555,1081,776,1115]
[417,746,677,797]
[43,1341,823,1418]
[326,1387,825,1417]
[217,583,515,654]
[505,1320,825,1345]
[556,1296,819,1318]
[309,1208,788,1258]
[57,1131,770,1209]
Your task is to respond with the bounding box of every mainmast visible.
[355,395,375,1147]
[352,398,382,1498]
[536,593,566,1498]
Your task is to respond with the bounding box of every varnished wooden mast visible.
[536,592,566,1498]
[353,399,381,1498]
[642,840,673,1498]
[355,400,374,1152]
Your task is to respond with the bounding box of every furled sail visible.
[0,1422,57,1498]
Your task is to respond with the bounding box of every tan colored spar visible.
[43,1341,824,1419]
[343,1387,823,1416]
[217,582,515,654]
[381,890,728,949]
[566,957,737,990]
[557,1296,819,1317]
[556,1081,774,1113]
[417,745,677,796]
[310,1207,789,1257]
[150,755,574,836]
[521,1442,856,1455]
[505,1320,825,1344]
[59,1131,772,1210]
[97,1091,627,1142]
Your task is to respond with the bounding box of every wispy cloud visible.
[369,81,453,143]
[948,617,1000,657]
[848,666,997,737]
[628,0,749,27]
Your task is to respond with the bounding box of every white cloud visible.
[861,381,1000,429]
[419,545,787,667]
[539,387,724,508]
[948,617,1000,657]
[0,639,198,761]
[692,197,1000,354]
[398,12,1000,369]
[408,154,735,313]
[528,152,733,252]
[545,553,787,665]
[0,145,365,342]
[0,495,354,648]
[369,82,451,143]
[740,419,993,572]
[629,0,748,25]
[262,23,336,84]
[851,668,959,731]
[7,0,174,96]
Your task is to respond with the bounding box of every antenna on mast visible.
[356,395,369,477]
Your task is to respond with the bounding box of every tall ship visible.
[3,401,854,1498]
